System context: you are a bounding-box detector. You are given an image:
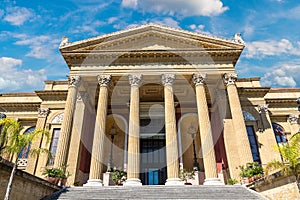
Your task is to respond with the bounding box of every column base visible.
[124,178,142,186]
[203,178,224,185]
[165,178,184,186]
[83,179,104,187]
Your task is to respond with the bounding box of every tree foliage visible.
[265,133,300,180]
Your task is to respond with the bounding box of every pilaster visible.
[288,114,299,135]
[26,108,50,175]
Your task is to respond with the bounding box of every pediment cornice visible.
[60,24,244,53]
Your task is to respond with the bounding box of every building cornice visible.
[35,90,68,101]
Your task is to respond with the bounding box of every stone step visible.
[43,185,266,200]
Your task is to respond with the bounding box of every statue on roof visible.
[234,33,244,44]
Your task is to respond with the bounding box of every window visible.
[246,126,261,163]
[18,127,35,159]
[48,128,60,165]
[272,123,287,144]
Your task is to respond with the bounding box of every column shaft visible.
[54,76,80,168]
[224,73,253,165]
[162,74,181,185]
[193,73,223,185]
[125,74,142,186]
[85,75,111,186]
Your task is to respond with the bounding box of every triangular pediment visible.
[60,24,244,52]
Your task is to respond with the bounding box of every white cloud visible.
[121,0,228,17]
[151,17,180,28]
[72,20,105,36]
[13,35,61,60]
[189,24,205,32]
[108,17,118,24]
[0,57,47,92]
[3,6,34,25]
[261,64,300,88]
[121,0,138,9]
[245,39,300,58]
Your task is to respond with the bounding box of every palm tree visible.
[0,118,50,200]
[265,133,300,184]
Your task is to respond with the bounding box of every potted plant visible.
[111,167,127,185]
[227,178,238,185]
[179,169,195,185]
[239,162,264,184]
[42,167,63,185]
[59,164,71,186]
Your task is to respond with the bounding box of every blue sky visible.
[0,0,300,93]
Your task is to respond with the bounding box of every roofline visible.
[59,23,245,50]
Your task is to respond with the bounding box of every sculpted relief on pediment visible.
[74,31,227,52]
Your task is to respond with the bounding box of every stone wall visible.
[251,175,300,200]
[0,160,60,200]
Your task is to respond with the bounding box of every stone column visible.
[26,108,50,175]
[84,75,111,186]
[54,76,80,168]
[192,73,223,185]
[257,105,281,164]
[124,74,143,186]
[162,74,182,185]
[67,91,89,185]
[288,114,299,135]
[223,73,253,165]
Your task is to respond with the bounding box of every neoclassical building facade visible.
[0,24,299,186]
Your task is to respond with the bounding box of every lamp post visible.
[0,113,6,119]
[107,123,118,172]
[187,123,199,171]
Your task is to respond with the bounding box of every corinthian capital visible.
[258,104,269,114]
[223,73,237,86]
[97,74,112,87]
[68,75,81,87]
[192,73,207,86]
[161,74,176,87]
[128,74,143,87]
[38,108,50,118]
[288,114,299,124]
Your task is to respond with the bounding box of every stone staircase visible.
[42,185,266,200]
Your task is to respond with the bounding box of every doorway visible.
[140,117,167,185]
